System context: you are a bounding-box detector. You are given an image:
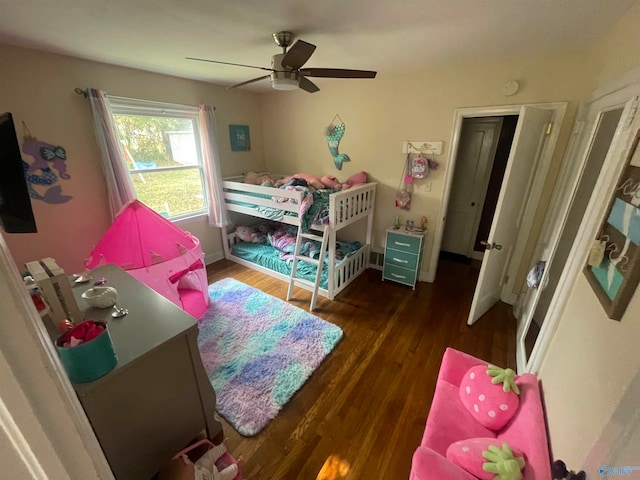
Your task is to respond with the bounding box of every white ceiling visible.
[0,0,636,92]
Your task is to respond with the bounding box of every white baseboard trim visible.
[502,291,518,306]
[205,250,225,266]
[421,270,435,283]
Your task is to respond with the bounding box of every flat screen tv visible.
[0,112,37,233]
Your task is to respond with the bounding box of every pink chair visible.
[410,348,551,479]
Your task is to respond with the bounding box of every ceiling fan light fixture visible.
[187,33,377,93]
[270,71,299,91]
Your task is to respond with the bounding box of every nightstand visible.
[383,227,426,289]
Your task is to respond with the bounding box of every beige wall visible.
[0,44,265,273]
[538,3,640,470]
[584,1,640,87]
[540,274,640,468]
[260,52,593,283]
[2,2,640,475]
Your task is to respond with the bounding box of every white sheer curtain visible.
[87,88,136,219]
[199,104,229,227]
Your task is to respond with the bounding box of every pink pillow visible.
[345,171,367,187]
[459,365,520,430]
[446,438,525,480]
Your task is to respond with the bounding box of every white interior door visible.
[442,118,502,257]
[468,106,552,325]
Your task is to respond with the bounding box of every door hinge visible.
[502,274,509,285]
[545,122,553,135]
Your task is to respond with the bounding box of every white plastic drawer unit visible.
[382,228,426,289]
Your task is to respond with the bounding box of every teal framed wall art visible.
[584,128,640,321]
[229,124,250,151]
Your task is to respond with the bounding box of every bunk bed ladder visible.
[287,225,329,311]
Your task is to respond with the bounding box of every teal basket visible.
[56,321,117,383]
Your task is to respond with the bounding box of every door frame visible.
[526,69,640,374]
[0,234,114,478]
[427,102,567,290]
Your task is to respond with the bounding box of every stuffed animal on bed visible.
[320,171,368,190]
[274,173,324,190]
[244,171,275,187]
[235,225,266,243]
[320,175,343,189]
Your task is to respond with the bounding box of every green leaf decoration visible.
[487,365,520,395]
[482,444,526,480]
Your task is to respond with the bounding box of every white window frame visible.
[108,96,209,221]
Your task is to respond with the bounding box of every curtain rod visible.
[73,88,215,110]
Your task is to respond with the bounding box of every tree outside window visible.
[110,103,207,220]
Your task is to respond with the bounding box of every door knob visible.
[480,240,503,251]
[471,202,476,206]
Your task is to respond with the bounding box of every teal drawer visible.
[383,263,418,287]
[387,232,422,253]
[385,248,419,270]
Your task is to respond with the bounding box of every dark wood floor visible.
[205,257,517,480]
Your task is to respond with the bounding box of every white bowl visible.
[82,286,118,308]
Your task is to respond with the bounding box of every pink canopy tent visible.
[84,200,209,319]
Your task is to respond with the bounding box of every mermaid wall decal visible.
[21,122,72,204]
[326,114,350,171]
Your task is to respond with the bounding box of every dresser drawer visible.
[385,248,419,270]
[383,263,418,287]
[386,231,422,253]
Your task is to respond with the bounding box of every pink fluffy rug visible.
[197,278,343,436]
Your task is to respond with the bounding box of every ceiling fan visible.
[186,31,377,93]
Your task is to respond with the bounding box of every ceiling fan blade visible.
[185,57,272,72]
[226,75,271,90]
[300,68,377,79]
[281,40,316,69]
[299,76,320,93]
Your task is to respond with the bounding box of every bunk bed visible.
[221,175,377,305]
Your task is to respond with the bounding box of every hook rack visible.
[402,140,443,155]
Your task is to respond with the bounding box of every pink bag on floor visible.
[158,439,242,480]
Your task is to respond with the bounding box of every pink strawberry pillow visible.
[446,438,526,480]
[459,364,520,430]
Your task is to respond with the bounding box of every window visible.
[109,97,207,220]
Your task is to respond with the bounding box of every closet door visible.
[517,89,639,373]
[441,118,501,257]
